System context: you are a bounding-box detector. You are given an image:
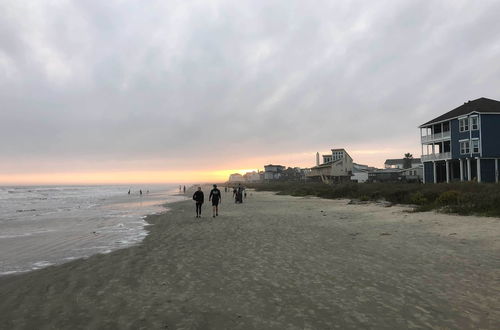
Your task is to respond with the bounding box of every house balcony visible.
[421,131,451,143]
[421,152,451,162]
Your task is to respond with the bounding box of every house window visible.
[459,118,469,132]
[471,139,480,153]
[460,141,470,154]
[470,116,479,130]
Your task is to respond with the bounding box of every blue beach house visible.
[419,97,500,183]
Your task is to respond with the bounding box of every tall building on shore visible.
[307,148,353,183]
[419,97,500,183]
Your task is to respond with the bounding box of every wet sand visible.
[0,190,499,329]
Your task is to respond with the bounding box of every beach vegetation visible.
[247,182,500,217]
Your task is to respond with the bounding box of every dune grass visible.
[247,182,500,217]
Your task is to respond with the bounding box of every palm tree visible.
[403,153,413,169]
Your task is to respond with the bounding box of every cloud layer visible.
[1,0,500,174]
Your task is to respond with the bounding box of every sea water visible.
[0,185,186,276]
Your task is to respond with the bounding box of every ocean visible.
[0,184,186,276]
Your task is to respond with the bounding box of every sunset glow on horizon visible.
[0,168,270,185]
[1,147,421,185]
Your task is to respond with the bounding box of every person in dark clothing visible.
[209,184,222,217]
[235,184,244,203]
[192,187,204,218]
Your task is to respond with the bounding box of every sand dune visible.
[0,190,498,329]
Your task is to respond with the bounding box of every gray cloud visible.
[1,0,500,171]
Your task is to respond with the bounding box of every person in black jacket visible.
[209,184,222,217]
[192,187,204,218]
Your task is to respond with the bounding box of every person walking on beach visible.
[234,184,244,203]
[192,187,204,218]
[209,184,222,217]
[183,185,186,194]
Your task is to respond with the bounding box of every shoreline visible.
[0,187,187,277]
[1,190,498,329]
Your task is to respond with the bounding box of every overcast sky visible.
[1,0,500,183]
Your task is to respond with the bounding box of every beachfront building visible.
[367,165,423,183]
[367,168,402,183]
[264,164,286,181]
[384,158,421,169]
[228,173,245,183]
[400,165,423,182]
[281,167,309,181]
[351,163,377,183]
[419,97,500,183]
[308,148,353,183]
[243,171,263,182]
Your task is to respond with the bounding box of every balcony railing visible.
[421,152,451,162]
[421,131,451,143]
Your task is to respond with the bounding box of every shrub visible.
[359,195,370,202]
[409,191,427,205]
[246,181,500,217]
[437,190,463,206]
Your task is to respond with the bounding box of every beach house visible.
[264,164,286,181]
[243,171,263,182]
[384,158,421,169]
[308,148,353,183]
[228,173,245,183]
[419,97,500,183]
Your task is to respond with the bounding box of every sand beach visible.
[0,189,499,329]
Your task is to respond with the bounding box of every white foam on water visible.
[32,261,54,269]
[0,184,187,275]
[0,270,28,276]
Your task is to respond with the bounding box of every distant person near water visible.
[192,187,204,218]
[179,185,181,193]
[139,190,143,196]
[128,189,130,195]
[209,184,222,217]
[183,185,186,194]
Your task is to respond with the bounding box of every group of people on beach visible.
[127,189,148,196]
[192,184,246,218]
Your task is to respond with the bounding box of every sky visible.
[1,0,500,184]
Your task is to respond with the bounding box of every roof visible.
[384,158,421,165]
[420,97,500,127]
[311,158,343,169]
[371,165,422,174]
